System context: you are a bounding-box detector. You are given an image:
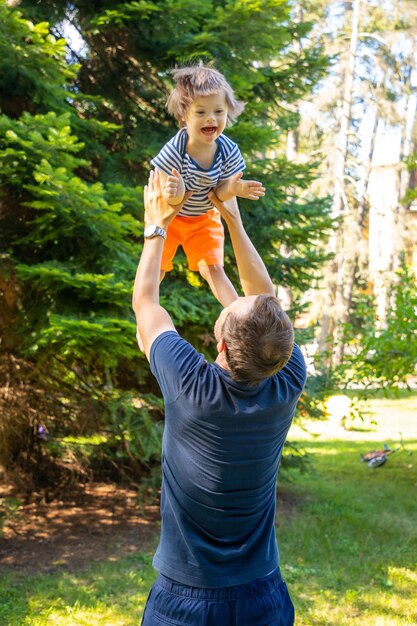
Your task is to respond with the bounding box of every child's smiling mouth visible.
[201,126,218,136]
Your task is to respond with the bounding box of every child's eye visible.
[216,110,224,114]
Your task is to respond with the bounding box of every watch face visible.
[144,224,157,237]
[144,224,166,239]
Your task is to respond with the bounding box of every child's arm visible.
[158,168,186,206]
[215,172,265,202]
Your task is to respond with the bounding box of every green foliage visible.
[0,110,141,368]
[100,393,163,465]
[0,497,21,537]
[1,0,332,483]
[0,4,154,478]
[338,265,417,390]
[0,3,75,116]
[0,112,86,184]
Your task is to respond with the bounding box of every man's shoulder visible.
[150,331,210,401]
[276,343,307,392]
[150,329,195,358]
[150,331,205,374]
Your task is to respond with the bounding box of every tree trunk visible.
[394,80,417,274]
[367,117,402,326]
[368,45,417,326]
[278,0,304,311]
[318,0,361,360]
[337,108,379,360]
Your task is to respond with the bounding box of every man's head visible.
[214,295,294,386]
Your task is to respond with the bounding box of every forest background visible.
[0,0,416,504]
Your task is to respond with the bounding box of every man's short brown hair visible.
[166,62,245,126]
[221,295,294,386]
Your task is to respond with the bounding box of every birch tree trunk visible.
[367,131,400,327]
[278,0,304,311]
[395,78,417,272]
[338,108,379,358]
[318,0,361,361]
[368,38,417,326]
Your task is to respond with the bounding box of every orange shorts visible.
[161,209,224,272]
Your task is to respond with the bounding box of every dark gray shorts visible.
[141,567,295,626]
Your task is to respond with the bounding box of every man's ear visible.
[216,337,227,354]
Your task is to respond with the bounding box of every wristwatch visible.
[144,224,167,240]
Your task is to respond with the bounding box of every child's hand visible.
[144,169,193,229]
[228,172,265,200]
[164,168,185,205]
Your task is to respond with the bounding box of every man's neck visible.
[215,352,229,371]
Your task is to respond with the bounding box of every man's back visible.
[150,331,306,588]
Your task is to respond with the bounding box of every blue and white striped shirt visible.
[151,128,245,217]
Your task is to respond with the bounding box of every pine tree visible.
[0,4,160,476]
[1,1,332,479]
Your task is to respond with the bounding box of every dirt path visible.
[0,482,160,576]
[0,481,302,578]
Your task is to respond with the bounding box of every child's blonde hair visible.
[166,62,245,127]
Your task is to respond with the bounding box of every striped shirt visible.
[151,128,245,217]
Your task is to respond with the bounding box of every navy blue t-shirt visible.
[150,331,307,588]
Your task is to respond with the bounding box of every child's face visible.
[184,92,228,146]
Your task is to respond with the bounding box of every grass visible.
[1,392,416,625]
[0,551,156,626]
[278,438,417,625]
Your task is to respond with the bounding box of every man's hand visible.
[207,191,241,225]
[227,172,265,200]
[162,168,186,206]
[145,169,192,229]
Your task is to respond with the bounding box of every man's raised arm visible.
[132,170,191,360]
[208,192,274,297]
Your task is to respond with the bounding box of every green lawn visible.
[0,551,156,625]
[278,438,417,625]
[1,392,416,625]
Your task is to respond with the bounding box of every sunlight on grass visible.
[391,566,417,584]
[60,435,108,446]
[0,554,154,626]
[301,446,342,455]
[291,390,417,443]
[278,434,417,626]
[290,585,417,626]
[24,605,131,626]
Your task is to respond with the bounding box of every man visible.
[133,169,306,626]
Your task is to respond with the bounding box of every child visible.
[151,63,265,306]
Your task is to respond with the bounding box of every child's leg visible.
[198,263,238,307]
[160,218,180,278]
